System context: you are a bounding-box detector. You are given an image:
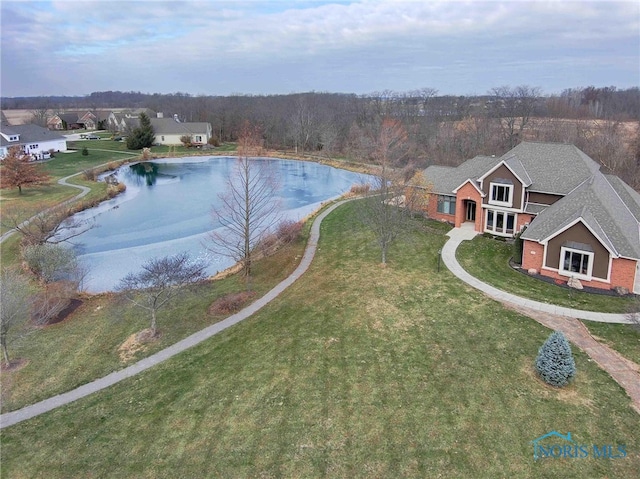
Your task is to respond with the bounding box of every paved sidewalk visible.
[442,226,640,414]
[0,200,347,429]
[0,173,91,244]
[442,226,633,324]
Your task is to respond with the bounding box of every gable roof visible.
[0,123,66,147]
[521,172,640,259]
[424,155,499,195]
[150,118,210,136]
[499,142,600,195]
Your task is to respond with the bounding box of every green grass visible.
[0,229,307,413]
[456,235,634,313]
[1,203,638,478]
[581,321,640,365]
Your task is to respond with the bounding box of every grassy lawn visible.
[0,226,308,413]
[456,235,634,314]
[581,321,640,365]
[1,203,638,478]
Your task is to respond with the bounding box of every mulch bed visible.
[44,299,84,325]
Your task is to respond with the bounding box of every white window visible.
[559,245,594,280]
[29,144,39,150]
[485,209,516,236]
[195,135,202,142]
[489,182,513,207]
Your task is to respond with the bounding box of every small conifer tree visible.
[535,331,576,387]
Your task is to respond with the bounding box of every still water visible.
[71,156,368,292]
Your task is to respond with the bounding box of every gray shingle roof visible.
[521,173,640,259]
[425,141,640,260]
[424,155,499,195]
[149,118,209,136]
[1,123,66,147]
[499,142,600,194]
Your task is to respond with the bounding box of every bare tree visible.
[0,268,33,366]
[23,243,88,325]
[488,85,541,149]
[358,118,413,265]
[115,253,208,337]
[1,202,95,246]
[208,121,281,283]
[30,107,50,128]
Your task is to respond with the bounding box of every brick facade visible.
[522,240,638,292]
[454,182,483,231]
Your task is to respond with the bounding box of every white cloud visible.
[1,0,638,96]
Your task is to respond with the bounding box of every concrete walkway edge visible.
[442,226,640,413]
[0,200,347,429]
[441,227,633,324]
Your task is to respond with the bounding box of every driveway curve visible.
[0,199,348,429]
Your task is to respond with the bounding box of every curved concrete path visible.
[443,226,640,413]
[442,226,633,324]
[0,172,91,244]
[0,200,346,429]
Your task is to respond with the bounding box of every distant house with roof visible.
[47,110,102,130]
[107,108,157,133]
[150,116,212,146]
[0,123,67,160]
[424,141,640,294]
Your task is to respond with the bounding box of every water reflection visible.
[73,156,370,292]
[129,162,160,186]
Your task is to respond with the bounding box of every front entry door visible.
[466,200,476,222]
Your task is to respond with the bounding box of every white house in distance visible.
[0,123,68,160]
[150,115,213,146]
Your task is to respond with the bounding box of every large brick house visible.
[424,142,640,294]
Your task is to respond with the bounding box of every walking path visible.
[443,225,640,413]
[0,199,344,429]
[2,213,638,427]
[0,173,91,244]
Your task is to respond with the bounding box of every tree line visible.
[3,85,639,187]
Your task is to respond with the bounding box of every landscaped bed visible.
[1,203,638,478]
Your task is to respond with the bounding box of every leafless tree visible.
[30,107,50,128]
[0,268,33,366]
[115,253,208,337]
[22,243,89,325]
[358,118,413,265]
[208,121,281,283]
[488,85,541,149]
[1,202,95,246]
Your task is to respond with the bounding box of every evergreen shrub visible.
[535,331,576,387]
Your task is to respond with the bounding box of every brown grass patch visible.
[0,358,29,373]
[520,357,595,410]
[118,329,158,362]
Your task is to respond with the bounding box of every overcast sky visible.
[1,0,638,98]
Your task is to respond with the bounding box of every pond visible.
[70,156,370,292]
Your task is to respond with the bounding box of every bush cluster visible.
[257,220,303,255]
[350,183,371,195]
[208,291,256,315]
[535,331,576,387]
